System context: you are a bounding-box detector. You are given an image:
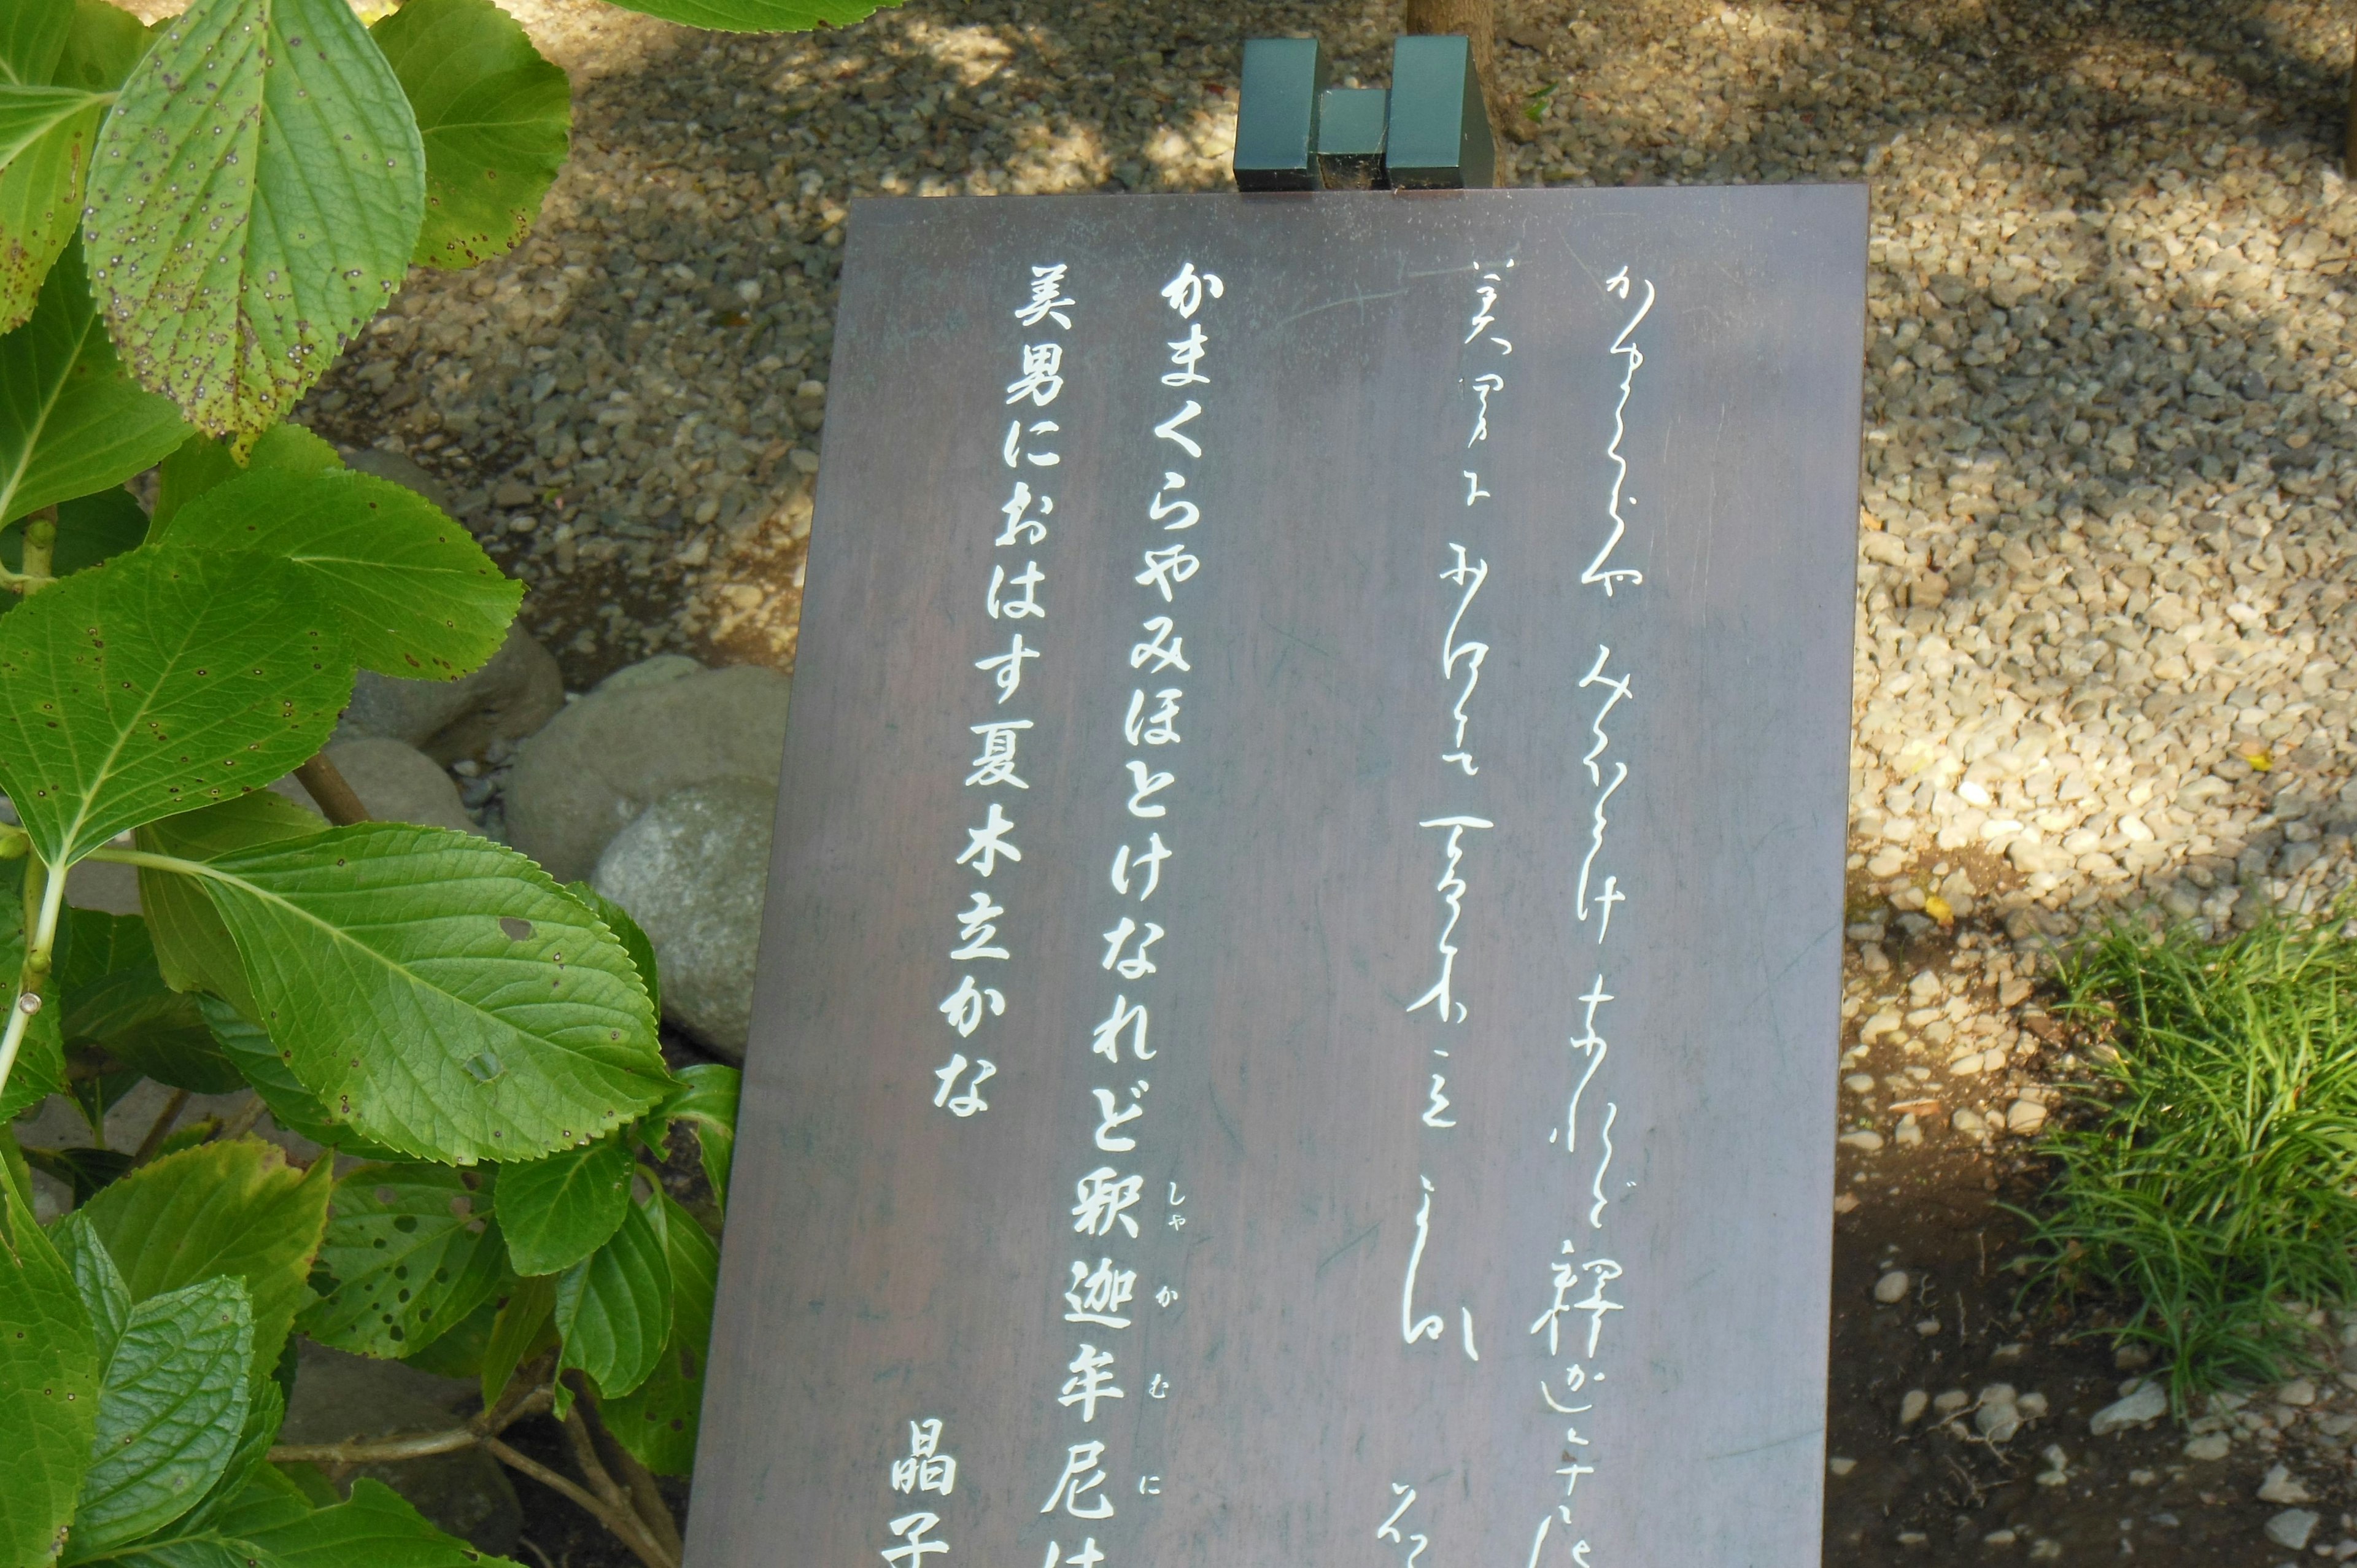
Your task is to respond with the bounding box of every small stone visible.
[1844,1073,1875,1093]
[492,479,536,508]
[2257,1464,2313,1505]
[2278,1378,2318,1407]
[2115,1344,2154,1370]
[2267,1510,2320,1551]
[1898,1389,1929,1424]
[592,778,778,1062]
[2183,1432,2231,1461]
[269,738,476,833]
[592,653,705,695]
[1933,1390,1972,1415]
[2127,1469,2156,1486]
[336,622,565,764]
[2016,1392,2048,1418]
[1832,1192,1860,1215]
[1838,1130,1884,1152]
[2005,1099,2048,1135]
[1981,1527,2017,1546]
[1951,1106,1986,1133]
[1827,1456,1856,1476]
[1894,1113,1922,1147]
[506,664,791,882]
[2091,1380,2169,1435]
[1873,1269,1911,1303]
[1914,1317,1941,1336]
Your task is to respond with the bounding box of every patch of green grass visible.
[2016,905,2357,1407]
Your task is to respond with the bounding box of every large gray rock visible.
[338,622,564,764]
[592,779,775,1062]
[269,738,474,833]
[506,664,789,884]
[280,1342,522,1554]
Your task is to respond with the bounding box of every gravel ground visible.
[301,0,2357,939]
[285,0,2357,1556]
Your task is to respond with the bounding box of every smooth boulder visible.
[592,778,776,1062]
[337,622,565,764]
[506,662,789,883]
[269,738,475,833]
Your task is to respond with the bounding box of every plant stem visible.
[0,853,66,1115]
[18,505,56,595]
[584,1396,684,1561]
[293,754,370,826]
[271,1427,488,1464]
[487,1435,678,1568]
[268,1384,555,1465]
[130,1089,192,1166]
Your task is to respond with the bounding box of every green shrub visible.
[0,0,894,1562]
[2018,905,2357,1405]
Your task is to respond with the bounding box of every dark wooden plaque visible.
[689,185,1867,1568]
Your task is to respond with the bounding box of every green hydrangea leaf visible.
[58,910,242,1095]
[158,466,520,678]
[150,421,344,535]
[68,1275,253,1558]
[195,996,400,1160]
[49,1209,131,1366]
[52,2,150,96]
[475,1272,553,1411]
[599,1191,716,1475]
[81,0,425,444]
[77,1140,333,1396]
[136,793,326,1013]
[0,547,350,870]
[188,824,668,1163]
[371,0,568,270]
[0,85,103,169]
[244,1476,521,1568]
[395,1296,496,1380]
[298,1163,506,1359]
[552,1186,668,1402]
[0,1170,98,1568]
[0,0,73,87]
[563,881,657,1018]
[0,243,190,523]
[657,1062,736,1212]
[596,0,900,37]
[495,1134,632,1278]
[0,0,86,333]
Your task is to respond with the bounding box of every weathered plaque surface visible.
[690,185,1867,1568]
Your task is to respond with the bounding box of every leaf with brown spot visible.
[80,0,424,446]
[156,465,519,678]
[371,0,568,271]
[0,242,190,525]
[189,824,667,1163]
[0,545,350,870]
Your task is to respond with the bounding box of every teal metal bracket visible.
[1231,34,1495,192]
